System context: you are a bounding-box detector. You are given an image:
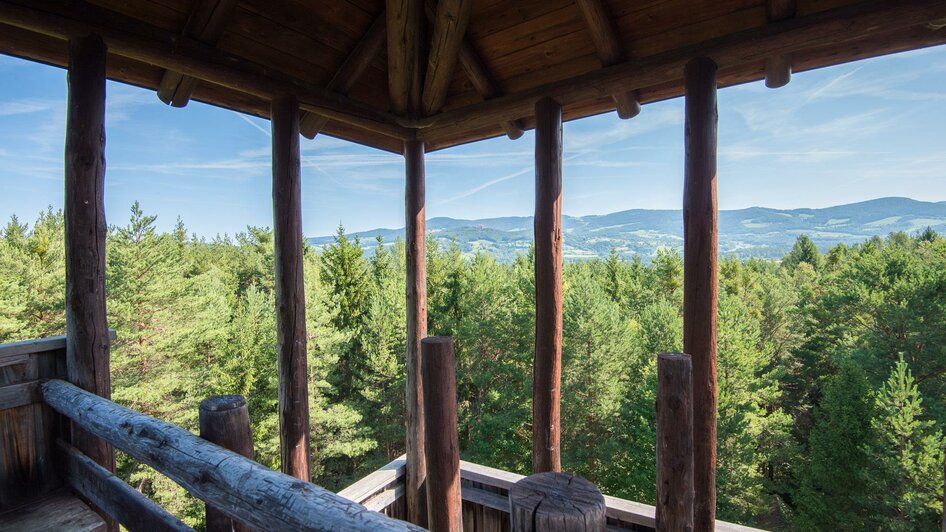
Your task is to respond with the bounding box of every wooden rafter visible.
[417,0,946,143]
[387,0,424,116]
[0,0,412,140]
[157,0,236,108]
[300,11,387,139]
[574,0,640,119]
[421,0,472,116]
[765,0,797,88]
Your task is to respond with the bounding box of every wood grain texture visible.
[300,11,387,138]
[64,37,117,529]
[199,395,255,532]
[59,440,193,532]
[387,0,423,115]
[272,94,311,483]
[404,138,429,528]
[509,472,605,532]
[157,0,236,107]
[574,0,639,118]
[656,353,694,532]
[40,379,426,532]
[764,0,797,88]
[683,57,718,532]
[533,96,563,474]
[422,0,472,115]
[421,336,462,532]
[0,490,106,532]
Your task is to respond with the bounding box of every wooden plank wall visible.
[0,338,67,510]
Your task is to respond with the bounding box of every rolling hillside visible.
[309,197,946,261]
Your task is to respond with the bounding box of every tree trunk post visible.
[683,56,719,532]
[656,353,694,532]
[420,336,461,532]
[509,472,605,532]
[271,93,311,481]
[533,96,564,474]
[64,33,116,531]
[405,138,428,527]
[199,395,255,532]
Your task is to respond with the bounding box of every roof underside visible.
[1,0,944,153]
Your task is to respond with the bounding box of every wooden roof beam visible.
[300,11,386,139]
[387,0,424,116]
[0,0,412,141]
[417,0,946,142]
[575,0,640,119]
[764,0,797,88]
[421,0,472,116]
[157,0,236,108]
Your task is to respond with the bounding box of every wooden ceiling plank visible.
[417,0,946,140]
[574,0,639,119]
[300,11,387,139]
[157,0,236,107]
[421,0,473,115]
[0,0,412,141]
[387,0,423,116]
[765,0,797,88]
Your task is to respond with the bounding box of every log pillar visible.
[656,353,694,531]
[199,395,255,532]
[509,472,605,531]
[271,94,311,481]
[683,57,719,532]
[64,34,116,530]
[420,337,461,532]
[533,96,563,474]
[404,138,428,527]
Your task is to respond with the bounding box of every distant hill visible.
[308,197,946,262]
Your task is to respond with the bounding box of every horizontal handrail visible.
[41,379,424,532]
[338,455,406,507]
[0,329,117,359]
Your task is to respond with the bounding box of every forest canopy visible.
[1,204,943,530]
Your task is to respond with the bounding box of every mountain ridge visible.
[309,197,946,261]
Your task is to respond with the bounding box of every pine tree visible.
[783,235,823,271]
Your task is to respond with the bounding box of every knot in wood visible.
[509,472,606,532]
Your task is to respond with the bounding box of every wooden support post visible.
[271,94,311,481]
[420,337,461,532]
[404,138,428,527]
[509,472,605,532]
[683,57,718,532]
[64,33,116,531]
[656,353,694,532]
[199,395,255,532]
[764,0,796,88]
[533,96,563,474]
[422,0,472,116]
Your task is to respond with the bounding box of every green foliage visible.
[3,207,945,531]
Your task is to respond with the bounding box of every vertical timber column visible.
[272,94,311,480]
[683,57,719,532]
[533,96,563,474]
[404,138,428,527]
[64,32,116,479]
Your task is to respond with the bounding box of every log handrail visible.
[0,329,116,360]
[40,379,424,532]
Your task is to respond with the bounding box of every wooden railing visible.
[39,379,423,531]
[338,456,765,532]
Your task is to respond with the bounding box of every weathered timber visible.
[422,0,472,115]
[40,379,425,531]
[157,0,237,107]
[0,330,115,360]
[300,11,387,138]
[65,36,116,531]
[387,0,423,115]
[339,455,407,505]
[656,353,694,532]
[0,380,40,410]
[417,0,946,139]
[683,57,719,532]
[574,0,640,119]
[509,472,605,532]
[272,94,311,482]
[58,440,193,532]
[404,138,429,527]
[533,96,563,474]
[199,396,254,532]
[764,0,796,88]
[0,491,106,532]
[0,0,411,140]
[420,336,462,532]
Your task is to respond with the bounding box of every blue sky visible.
[1,46,945,238]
